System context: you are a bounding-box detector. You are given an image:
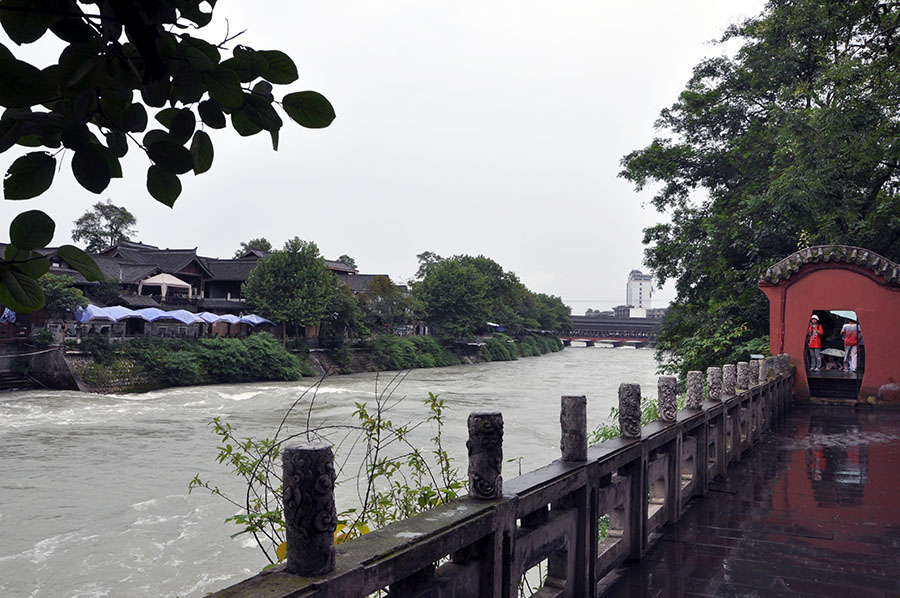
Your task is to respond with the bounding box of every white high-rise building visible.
[626,269,653,309]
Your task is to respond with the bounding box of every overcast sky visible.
[1,0,765,313]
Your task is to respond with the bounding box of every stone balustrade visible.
[209,354,794,598]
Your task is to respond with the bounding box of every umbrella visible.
[239,314,273,326]
[104,306,149,321]
[829,310,857,321]
[74,305,116,323]
[821,348,845,358]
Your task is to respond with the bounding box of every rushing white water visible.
[0,346,660,598]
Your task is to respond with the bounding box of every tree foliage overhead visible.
[241,237,332,330]
[0,0,335,313]
[620,0,900,377]
[234,237,271,258]
[0,0,335,205]
[71,198,136,252]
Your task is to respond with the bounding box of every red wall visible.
[760,263,900,404]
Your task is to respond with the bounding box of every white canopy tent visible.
[137,273,192,298]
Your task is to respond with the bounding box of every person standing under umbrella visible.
[807,315,823,371]
[841,320,861,372]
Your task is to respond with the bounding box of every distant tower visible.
[626,270,653,309]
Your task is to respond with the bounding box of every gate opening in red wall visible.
[803,309,864,401]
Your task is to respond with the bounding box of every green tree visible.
[319,279,369,347]
[0,1,335,312]
[38,273,88,320]
[234,237,272,258]
[414,251,444,279]
[242,237,332,338]
[358,275,408,330]
[71,199,137,253]
[414,260,489,339]
[337,254,357,269]
[620,0,900,378]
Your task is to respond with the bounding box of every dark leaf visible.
[142,129,169,147]
[231,108,262,137]
[243,92,282,132]
[204,68,243,109]
[190,130,213,174]
[147,138,194,174]
[258,50,298,85]
[123,103,149,132]
[169,108,195,144]
[147,164,181,207]
[269,128,279,151]
[0,0,55,44]
[173,65,205,103]
[0,58,57,108]
[57,245,104,281]
[3,151,55,199]
[222,46,269,83]
[13,251,50,279]
[73,89,96,121]
[72,144,111,193]
[0,118,24,152]
[0,269,44,313]
[96,144,122,178]
[252,80,274,100]
[282,91,336,129]
[106,131,128,157]
[155,107,180,128]
[49,16,95,43]
[184,46,215,72]
[182,35,220,65]
[140,77,169,108]
[198,98,226,129]
[9,209,54,250]
[60,121,90,150]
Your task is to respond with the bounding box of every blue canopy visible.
[74,305,116,323]
[240,314,274,326]
[104,306,149,321]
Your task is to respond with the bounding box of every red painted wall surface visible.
[760,263,900,404]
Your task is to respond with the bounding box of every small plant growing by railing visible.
[189,371,464,566]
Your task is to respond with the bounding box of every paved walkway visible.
[604,405,900,597]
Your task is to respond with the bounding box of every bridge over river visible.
[208,355,900,597]
[559,315,660,348]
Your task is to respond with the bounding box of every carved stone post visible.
[657,376,677,423]
[774,354,786,377]
[749,359,760,386]
[618,383,642,439]
[779,354,791,376]
[560,396,587,461]
[722,364,736,397]
[686,371,703,409]
[759,358,769,382]
[467,412,504,499]
[707,367,722,402]
[736,361,750,390]
[283,442,337,576]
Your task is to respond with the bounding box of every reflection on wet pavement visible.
[603,405,900,597]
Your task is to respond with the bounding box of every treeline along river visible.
[0,346,660,598]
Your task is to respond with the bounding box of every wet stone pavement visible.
[603,405,900,597]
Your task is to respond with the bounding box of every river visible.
[0,346,660,598]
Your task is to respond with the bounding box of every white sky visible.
[1,0,765,313]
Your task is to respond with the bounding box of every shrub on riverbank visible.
[371,334,460,370]
[478,333,563,362]
[78,333,313,387]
